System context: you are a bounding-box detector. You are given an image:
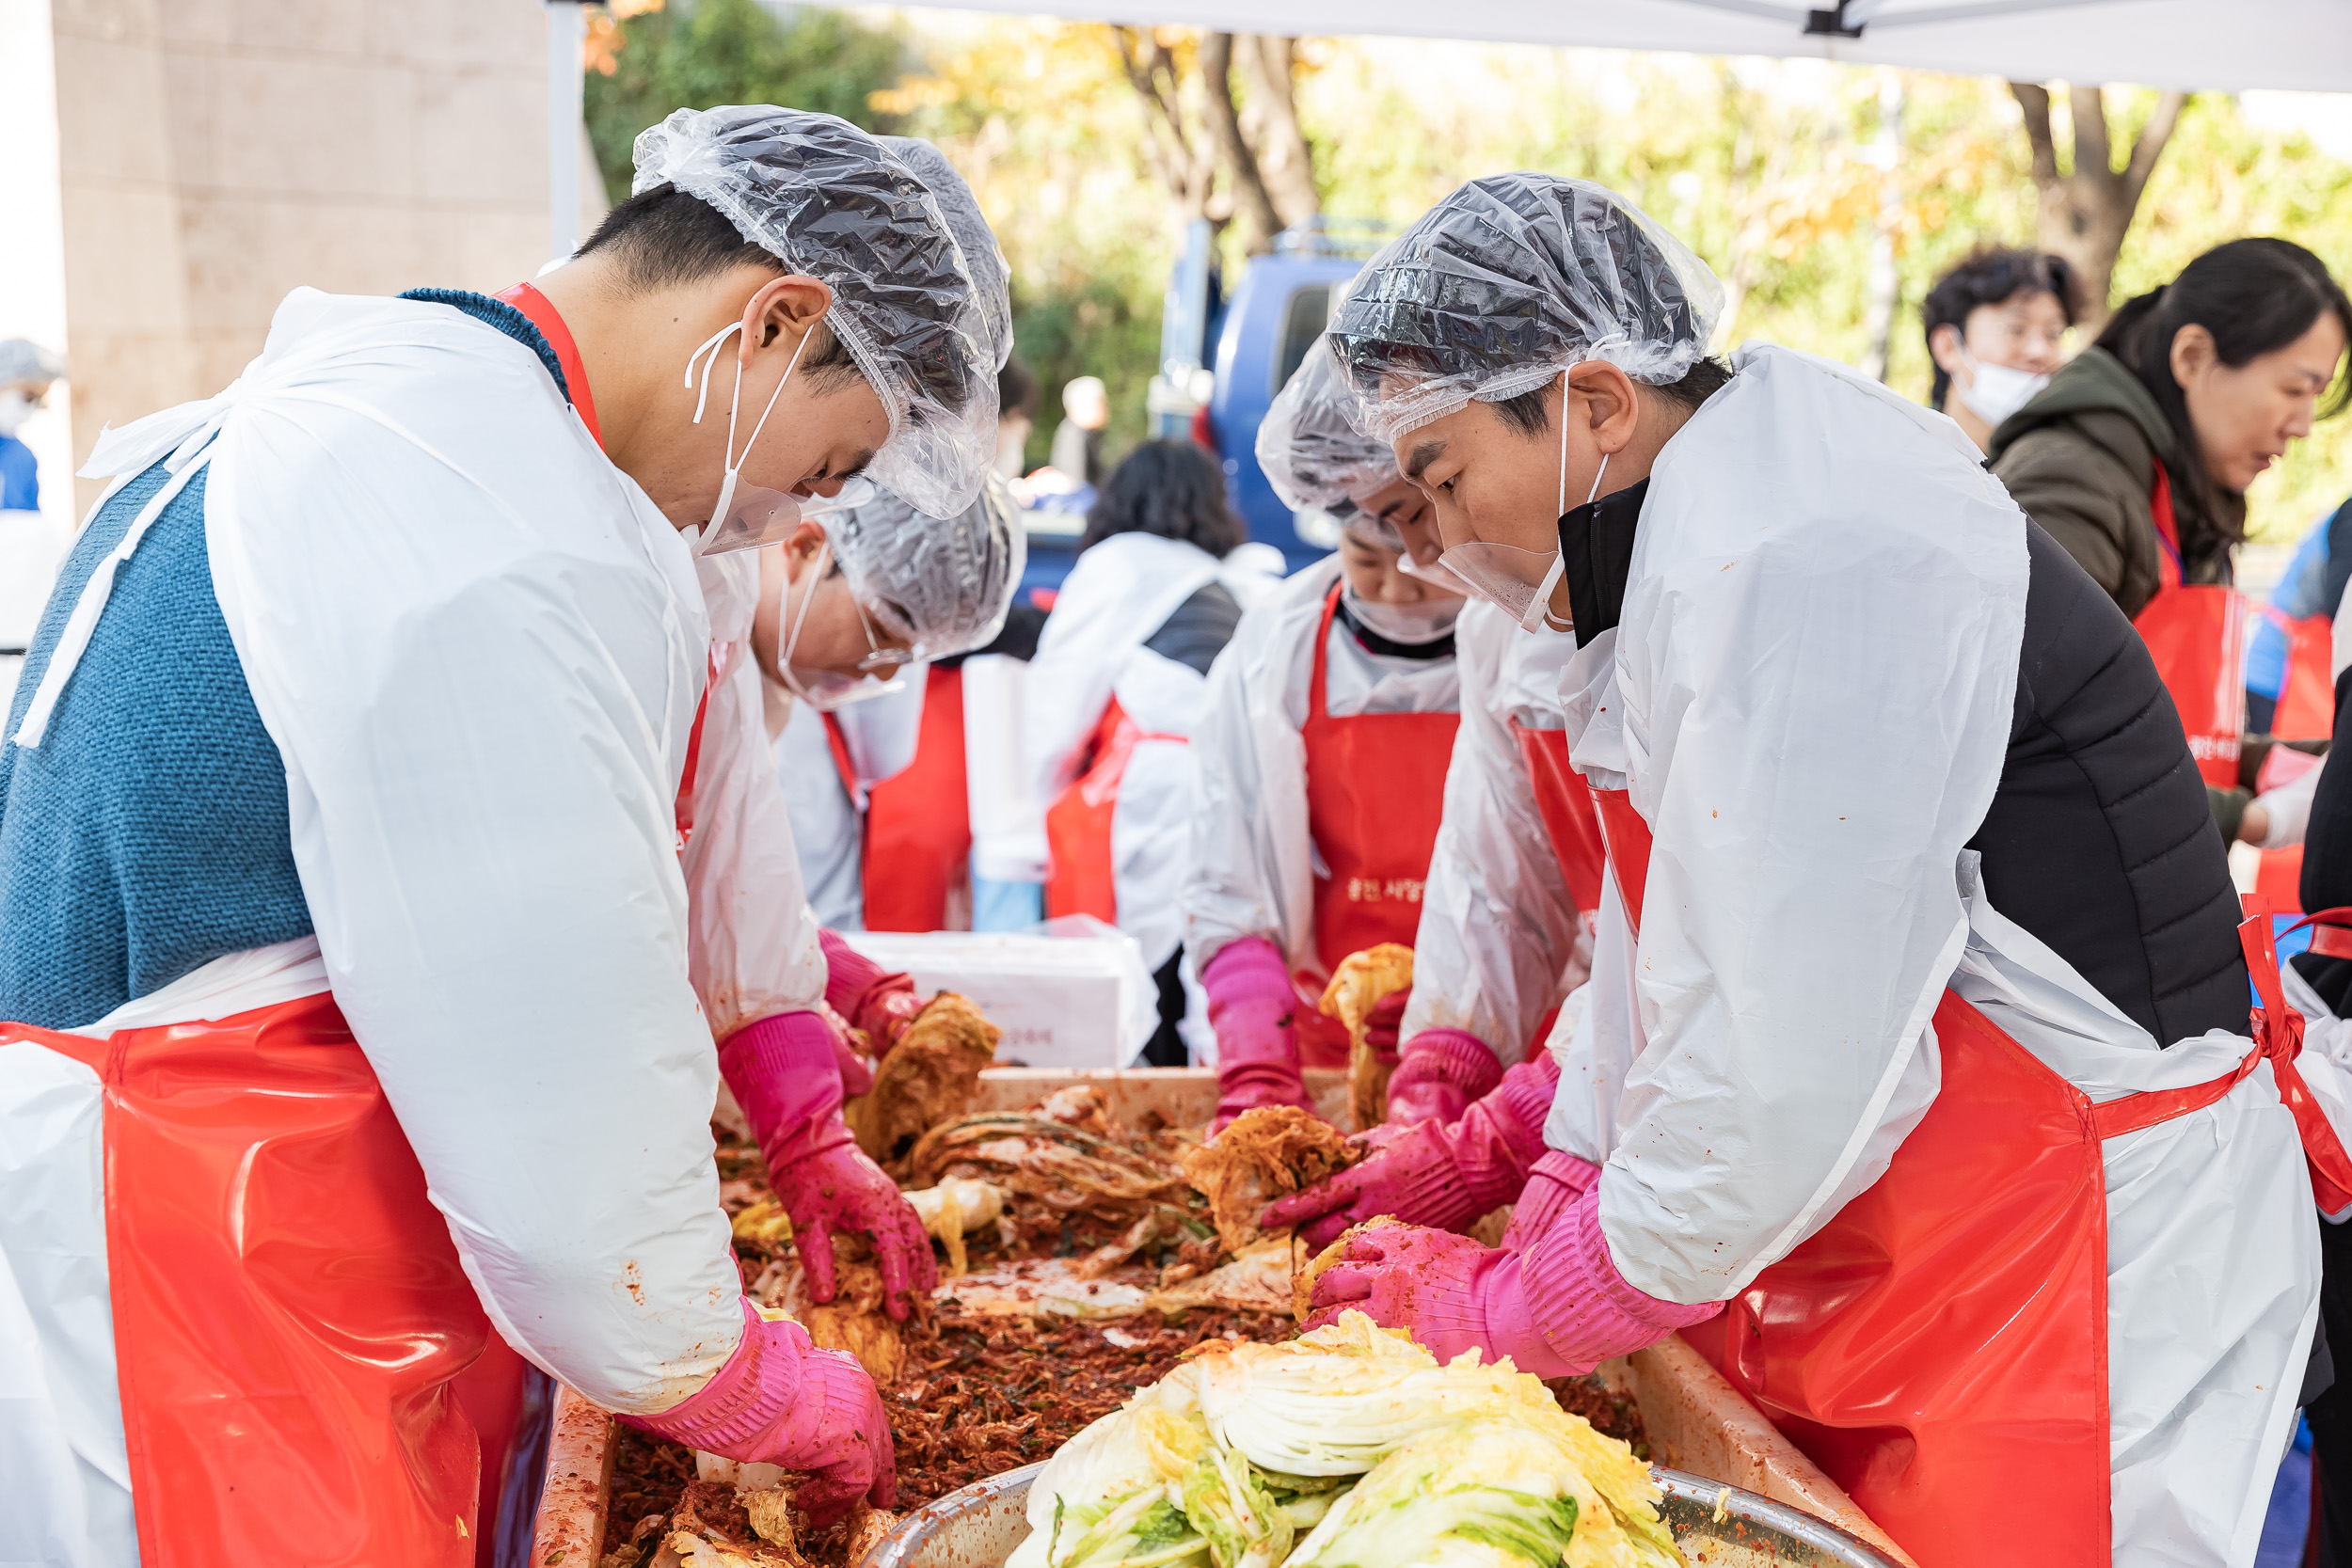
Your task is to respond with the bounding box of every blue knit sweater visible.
[0,291,566,1029]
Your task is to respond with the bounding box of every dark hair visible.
[1490,356,1734,437]
[577,182,862,388]
[2097,237,2352,526]
[998,356,1040,420]
[1921,247,2079,408]
[1080,439,1248,559]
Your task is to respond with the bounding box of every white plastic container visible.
[839,916,1158,1069]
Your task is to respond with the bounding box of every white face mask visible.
[1344,589,1461,645]
[684,321,813,557]
[1437,370,1602,634]
[775,539,907,712]
[0,390,36,438]
[1953,349,2049,428]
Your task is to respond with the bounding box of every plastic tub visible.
[863,1461,1905,1568]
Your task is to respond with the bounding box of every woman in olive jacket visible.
[1992,237,2349,620]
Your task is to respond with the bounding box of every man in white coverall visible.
[0,106,996,1563]
[1277,174,2352,1567]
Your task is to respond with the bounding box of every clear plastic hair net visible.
[634,105,997,517]
[1327,174,1724,444]
[881,137,1013,373]
[1257,349,1400,515]
[826,471,1025,661]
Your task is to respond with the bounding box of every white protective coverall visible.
[1183,553,1460,983]
[1025,531,1278,976]
[1546,343,2317,1565]
[1398,599,1588,1063]
[0,289,820,1558]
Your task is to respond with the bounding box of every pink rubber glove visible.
[1498,1148,1601,1250]
[718,1011,937,1318]
[1259,1052,1559,1247]
[1205,936,1314,1134]
[1383,1026,1506,1126]
[625,1299,895,1522]
[820,927,926,1054]
[1303,1188,1720,1375]
[1361,989,1409,1061]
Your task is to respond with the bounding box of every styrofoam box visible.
[837,922,1157,1069]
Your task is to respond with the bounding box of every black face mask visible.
[1556,476,1651,648]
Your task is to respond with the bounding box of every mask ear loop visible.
[1536,370,1610,633]
[775,536,832,705]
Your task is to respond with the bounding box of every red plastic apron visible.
[1291,583,1460,1067]
[861,666,973,932]
[2267,609,2337,743]
[4,992,491,1564]
[1507,722,1608,915]
[1044,699,1184,924]
[1591,782,2352,1568]
[2133,465,2248,788]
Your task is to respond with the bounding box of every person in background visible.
[2245,492,2352,736]
[1993,238,2352,836]
[1051,373,1109,484]
[1920,247,2076,453]
[997,356,1040,479]
[1029,439,1278,1064]
[0,339,65,512]
[0,340,70,710]
[1187,351,1465,1132]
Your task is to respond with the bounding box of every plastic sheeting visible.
[72,287,746,1413]
[1399,601,1585,1059]
[634,106,996,518]
[1182,554,1459,982]
[1328,175,1722,443]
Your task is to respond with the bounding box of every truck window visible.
[1274,284,1333,395]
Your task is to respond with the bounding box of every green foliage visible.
[583,0,907,205]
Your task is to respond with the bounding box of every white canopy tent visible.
[543,0,2347,252]
[919,0,2349,95]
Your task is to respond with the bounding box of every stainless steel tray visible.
[859,1459,1905,1568]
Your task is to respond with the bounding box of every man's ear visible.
[1569,361,1642,452]
[741,275,835,358]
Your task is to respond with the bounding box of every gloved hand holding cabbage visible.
[1009,1312,1683,1568]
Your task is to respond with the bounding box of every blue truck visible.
[1022,218,1386,591]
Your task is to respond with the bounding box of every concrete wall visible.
[0,0,607,521]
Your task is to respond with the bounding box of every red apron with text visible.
[2134,465,2248,788]
[5,992,491,1565]
[1044,699,1184,925]
[2267,610,2336,743]
[1590,782,2352,1568]
[1292,583,1460,1067]
[862,665,972,931]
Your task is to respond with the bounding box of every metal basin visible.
[860,1461,1904,1568]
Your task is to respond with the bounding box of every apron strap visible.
[2149,463,2185,590]
[495,282,602,449]
[1307,580,1342,725]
